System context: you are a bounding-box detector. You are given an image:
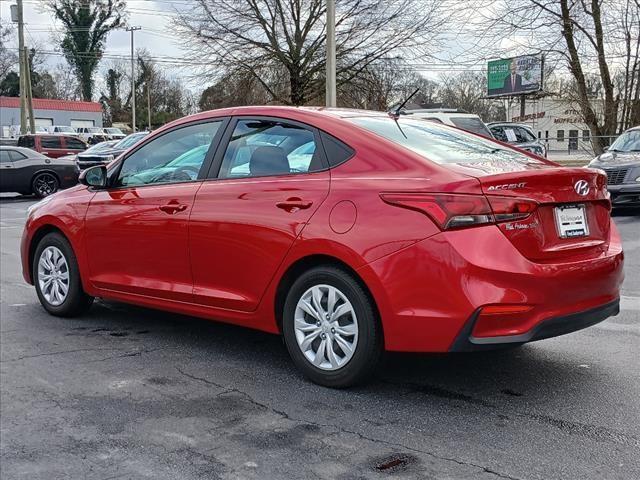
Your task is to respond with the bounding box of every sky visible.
[1,0,195,88]
[0,0,543,97]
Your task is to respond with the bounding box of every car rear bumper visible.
[359,222,624,352]
[449,299,620,351]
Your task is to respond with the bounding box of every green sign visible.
[487,55,543,97]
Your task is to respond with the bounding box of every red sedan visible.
[21,107,624,387]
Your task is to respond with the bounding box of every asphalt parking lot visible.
[1,195,639,480]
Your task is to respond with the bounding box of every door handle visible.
[276,197,313,212]
[159,202,188,214]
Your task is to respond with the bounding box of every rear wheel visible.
[33,232,93,317]
[282,266,382,388]
[32,172,59,198]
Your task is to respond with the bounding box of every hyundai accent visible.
[21,106,624,387]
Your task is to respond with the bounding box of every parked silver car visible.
[588,126,640,208]
[488,122,547,157]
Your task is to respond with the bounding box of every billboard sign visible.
[487,55,543,97]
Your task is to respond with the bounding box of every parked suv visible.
[488,122,547,157]
[75,127,108,145]
[76,132,148,170]
[587,125,640,207]
[398,108,494,138]
[17,134,88,158]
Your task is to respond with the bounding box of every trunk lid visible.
[448,162,611,262]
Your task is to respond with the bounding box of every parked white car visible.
[103,127,126,141]
[398,108,494,138]
[75,127,108,144]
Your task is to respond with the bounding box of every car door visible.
[189,117,330,312]
[84,118,227,302]
[0,150,16,191]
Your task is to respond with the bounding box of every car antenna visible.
[389,88,420,118]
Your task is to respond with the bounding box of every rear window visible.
[449,117,493,138]
[347,117,539,165]
[41,136,62,148]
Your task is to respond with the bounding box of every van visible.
[17,134,88,158]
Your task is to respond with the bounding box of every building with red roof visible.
[0,96,103,137]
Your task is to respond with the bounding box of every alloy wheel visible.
[34,174,57,197]
[294,284,359,371]
[37,246,70,306]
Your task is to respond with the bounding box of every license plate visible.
[554,204,589,238]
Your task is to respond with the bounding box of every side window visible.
[219,119,323,179]
[41,136,62,149]
[490,127,508,142]
[320,131,354,167]
[65,137,86,150]
[116,121,221,187]
[18,136,35,148]
[8,150,27,161]
[0,151,12,163]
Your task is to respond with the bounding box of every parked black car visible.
[76,132,149,170]
[0,146,78,197]
[588,126,640,208]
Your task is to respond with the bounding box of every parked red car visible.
[21,107,624,387]
[18,134,87,158]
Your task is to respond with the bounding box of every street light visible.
[126,26,141,132]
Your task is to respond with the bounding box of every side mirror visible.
[79,165,107,188]
[603,146,609,152]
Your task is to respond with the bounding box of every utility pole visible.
[24,47,35,134]
[126,26,141,132]
[146,81,151,130]
[325,0,336,107]
[15,0,27,134]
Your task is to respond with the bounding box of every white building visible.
[507,97,604,154]
[0,96,103,138]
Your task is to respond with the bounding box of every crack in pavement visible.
[175,367,522,480]
[1,347,124,363]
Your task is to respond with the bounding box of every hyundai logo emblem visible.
[574,180,590,196]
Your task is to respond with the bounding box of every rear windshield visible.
[449,117,493,138]
[347,116,538,165]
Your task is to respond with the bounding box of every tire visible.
[282,266,382,388]
[32,172,59,198]
[33,232,94,317]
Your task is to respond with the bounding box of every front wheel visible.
[33,232,93,317]
[32,172,59,198]
[282,266,382,388]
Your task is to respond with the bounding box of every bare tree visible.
[0,25,18,79]
[45,0,127,101]
[437,71,506,122]
[338,60,438,111]
[470,0,640,154]
[174,0,449,106]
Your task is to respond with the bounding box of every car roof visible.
[0,145,45,156]
[487,122,531,127]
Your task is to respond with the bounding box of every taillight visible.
[380,193,538,230]
[487,196,538,222]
